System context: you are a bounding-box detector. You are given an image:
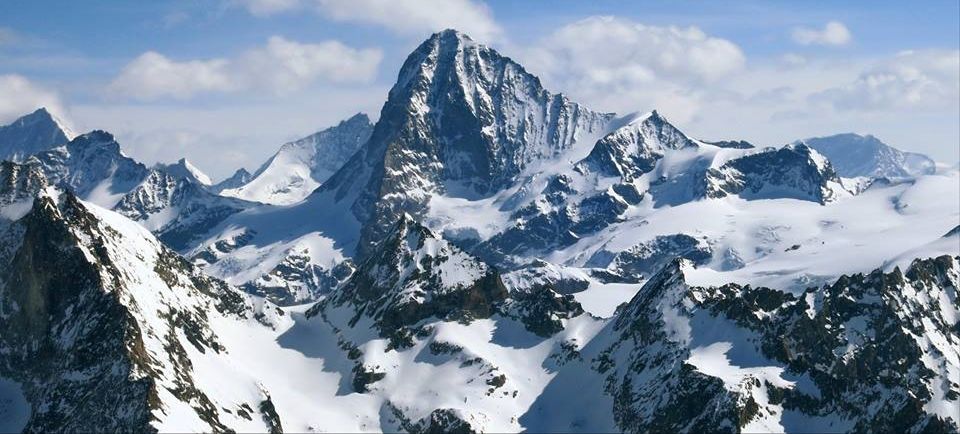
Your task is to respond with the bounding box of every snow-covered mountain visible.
[0,108,74,162]
[0,170,286,431]
[210,167,252,193]
[155,157,213,186]
[113,167,256,251]
[525,256,960,432]
[311,214,508,344]
[188,30,955,310]
[221,113,373,205]
[2,167,956,432]
[318,29,614,257]
[25,130,150,207]
[801,133,936,180]
[0,122,256,252]
[2,28,959,434]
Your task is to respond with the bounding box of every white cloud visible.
[316,0,501,42]
[109,53,234,100]
[233,0,302,16]
[241,36,382,92]
[521,16,745,121]
[234,0,501,42]
[512,17,955,161]
[0,74,68,125]
[792,21,852,46]
[71,83,389,179]
[109,36,382,101]
[813,49,960,111]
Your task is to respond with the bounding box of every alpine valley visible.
[0,30,958,433]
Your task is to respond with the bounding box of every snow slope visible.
[221,113,373,205]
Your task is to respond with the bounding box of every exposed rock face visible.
[526,256,960,432]
[0,185,257,432]
[114,168,255,251]
[310,214,508,346]
[0,29,958,434]
[154,158,213,186]
[26,130,150,208]
[802,133,936,179]
[0,193,155,432]
[318,29,613,257]
[586,234,713,282]
[576,111,697,181]
[0,108,72,162]
[0,161,47,208]
[242,251,355,306]
[222,113,373,205]
[703,143,845,204]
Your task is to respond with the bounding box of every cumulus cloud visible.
[813,49,960,111]
[522,16,745,121]
[109,36,382,101]
[234,0,501,42]
[109,53,234,100]
[0,74,68,125]
[792,21,852,46]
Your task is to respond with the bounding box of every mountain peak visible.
[802,133,935,179]
[231,167,251,178]
[321,30,613,257]
[159,158,213,185]
[342,112,370,125]
[0,107,73,162]
[429,28,476,46]
[221,113,373,205]
[576,110,696,180]
[67,130,121,154]
[209,167,253,194]
[24,107,75,140]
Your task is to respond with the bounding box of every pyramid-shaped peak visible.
[342,112,370,124]
[26,107,54,119]
[430,28,476,44]
[161,158,213,185]
[14,107,76,139]
[395,28,498,88]
[0,107,75,162]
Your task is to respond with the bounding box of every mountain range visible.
[0,29,957,433]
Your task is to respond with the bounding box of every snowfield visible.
[0,28,958,434]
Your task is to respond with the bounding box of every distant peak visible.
[16,107,76,140]
[342,112,371,125]
[178,158,212,185]
[619,110,668,129]
[157,157,213,185]
[9,107,54,125]
[77,130,116,143]
[431,28,474,43]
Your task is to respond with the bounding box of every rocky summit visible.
[0,28,957,433]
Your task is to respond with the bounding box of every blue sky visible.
[1,0,958,178]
